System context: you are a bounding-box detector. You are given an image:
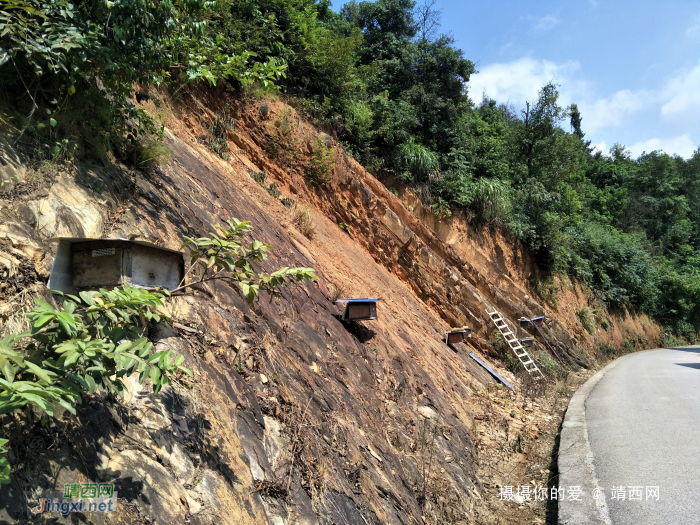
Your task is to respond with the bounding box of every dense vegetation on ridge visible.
[1,0,698,338]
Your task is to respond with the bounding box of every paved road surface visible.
[585,346,700,524]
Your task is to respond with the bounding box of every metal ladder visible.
[486,309,545,380]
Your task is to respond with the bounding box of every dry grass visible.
[0,284,37,337]
[134,138,171,168]
[291,201,315,239]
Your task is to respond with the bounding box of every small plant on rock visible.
[330,284,345,302]
[209,109,236,159]
[291,202,316,239]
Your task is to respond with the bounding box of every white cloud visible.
[590,141,608,155]
[578,89,649,135]
[531,15,560,33]
[467,56,699,158]
[628,135,698,159]
[660,60,700,132]
[686,13,700,40]
[467,58,648,134]
[468,57,580,106]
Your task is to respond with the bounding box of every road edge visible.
[558,354,635,525]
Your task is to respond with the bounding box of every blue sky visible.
[332,0,700,158]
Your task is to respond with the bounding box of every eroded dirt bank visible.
[0,88,659,524]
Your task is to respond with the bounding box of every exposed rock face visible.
[0,128,486,524]
[0,96,658,524]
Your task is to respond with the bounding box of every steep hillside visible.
[0,89,659,524]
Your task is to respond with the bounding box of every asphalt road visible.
[585,346,700,525]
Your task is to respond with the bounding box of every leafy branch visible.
[0,284,192,484]
[176,218,317,301]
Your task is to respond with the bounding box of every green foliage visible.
[429,197,451,220]
[0,438,8,483]
[268,108,300,159]
[577,306,596,335]
[251,170,268,184]
[397,139,438,183]
[267,182,282,199]
[529,275,560,308]
[536,351,557,377]
[209,110,236,159]
[180,217,317,301]
[599,342,618,356]
[306,135,335,184]
[0,284,193,483]
[621,338,636,353]
[0,0,287,165]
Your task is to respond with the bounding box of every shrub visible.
[530,275,560,309]
[267,182,282,199]
[209,110,236,159]
[536,351,558,376]
[599,342,618,356]
[306,135,335,185]
[179,218,317,300]
[467,177,513,226]
[251,171,268,184]
[396,139,438,183]
[621,338,636,353]
[0,285,192,484]
[577,306,596,334]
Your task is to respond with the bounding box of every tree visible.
[414,0,442,42]
[569,103,584,140]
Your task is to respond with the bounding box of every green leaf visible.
[63,351,80,367]
[24,361,53,383]
[17,392,53,414]
[84,374,96,394]
[2,362,15,382]
[49,118,57,127]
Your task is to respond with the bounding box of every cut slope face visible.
[0,90,658,524]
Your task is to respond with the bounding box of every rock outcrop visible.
[0,92,659,524]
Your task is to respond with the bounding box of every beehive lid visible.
[49,237,183,254]
[334,298,379,303]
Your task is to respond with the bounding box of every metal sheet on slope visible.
[469,352,514,389]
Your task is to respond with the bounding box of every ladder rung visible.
[487,307,546,381]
